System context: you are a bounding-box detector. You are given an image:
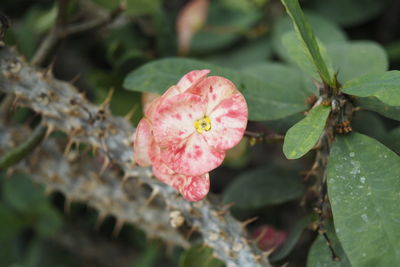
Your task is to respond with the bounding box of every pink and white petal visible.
[160,133,225,176]
[142,93,161,116]
[204,93,248,151]
[179,173,210,202]
[133,118,154,167]
[144,96,162,120]
[187,76,239,114]
[152,93,206,147]
[177,70,210,93]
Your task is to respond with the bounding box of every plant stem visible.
[0,125,47,170]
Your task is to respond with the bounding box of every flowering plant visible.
[134,70,248,201]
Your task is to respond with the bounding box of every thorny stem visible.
[311,77,355,261]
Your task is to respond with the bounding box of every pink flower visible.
[134,70,248,201]
[252,225,287,252]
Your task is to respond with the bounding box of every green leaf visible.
[327,133,400,266]
[271,216,311,261]
[191,2,261,54]
[3,174,47,213]
[243,62,317,96]
[0,204,25,240]
[383,127,400,154]
[281,0,334,86]
[272,12,347,62]
[124,58,308,121]
[342,71,400,107]
[223,165,304,210]
[352,111,387,144]
[179,245,225,267]
[307,221,351,267]
[309,0,384,26]
[282,31,334,82]
[328,41,388,83]
[206,37,272,69]
[283,105,331,159]
[356,97,400,121]
[35,206,63,238]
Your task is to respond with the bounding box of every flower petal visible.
[179,173,210,202]
[160,133,225,176]
[204,93,248,151]
[133,118,153,167]
[152,93,206,147]
[177,70,210,92]
[187,76,239,114]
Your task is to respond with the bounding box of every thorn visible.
[91,144,99,156]
[44,186,53,196]
[124,105,138,121]
[101,137,109,153]
[95,212,107,230]
[112,218,124,238]
[262,247,276,257]
[44,124,54,140]
[11,94,21,111]
[64,138,75,156]
[122,172,132,182]
[216,202,235,216]
[69,73,81,85]
[240,216,258,229]
[100,155,110,175]
[185,225,198,240]
[101,87,114,109]
[43,60,55,78]
[144,188,159,206]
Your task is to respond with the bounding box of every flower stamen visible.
[195,116,211,133]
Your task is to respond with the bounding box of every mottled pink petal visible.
[152,93,206,147]
[177,70,210,93]
[179,173,210,201]
[203,93,248,151]
[160,133,225,176]
[133,118,153,167]
[187,76,239,114]
[142,92,161,116]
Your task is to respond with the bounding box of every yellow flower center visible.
[194,116,211,134]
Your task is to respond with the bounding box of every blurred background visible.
[0,0,399,266]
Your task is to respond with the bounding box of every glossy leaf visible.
[283,105,331,159]
[223,165,304,210]
[327,133,400,266]
[307,221,351,267]
[272,12,347,62]
[281,0,334,86]
[3,174,47,212]
[179,245,225,267]
[124,58,308,121]
[328,41,388,83]
[356,97,400,121]
[342,71,400,107]
[191,1,261,53]
[206,37,272,69]
[282,31,333,82]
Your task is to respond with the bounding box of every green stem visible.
[0,125,47,170]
